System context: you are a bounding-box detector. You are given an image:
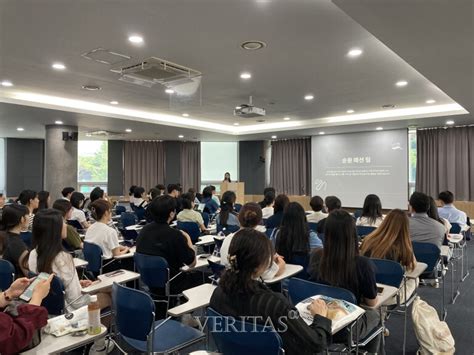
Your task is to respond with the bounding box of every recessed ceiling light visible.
[347,48,363,57]
[319,131,325,135]
[446,120,455,125]
[376,127,384,131]
[271,135,277,139]
[128,35,144,44]
[240,40,266,51]
[395,80,408,87]
[182,113,189,117]
[54,120,63,125]
[240,72,252,79]
[81,85,101,91]
[17,127,24,131]
[125,128,132,133]
[1,80,13,87]
[165,89,175,94]
[178,135,184,139]
[110,101,119,105]
[52,62,66,70]
[235,106,242,110]
[85,133,92,137]
[304,94,314,101]
[283,117,291,121]
[426,99,436,104]
[233,122,240,126]
[346,109,355,114]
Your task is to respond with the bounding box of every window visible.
[200,142,238,192]
[408,130,417,195]
[78,141,108,193]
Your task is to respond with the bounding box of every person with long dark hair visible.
[356,194,384,227]
[223,172,232,183]
[128,185,137,205]
[216,191,239,228]
[17,190,39,232]
[265,194,289,229]
[210,228,331,355]
[309,210,382,353]
[52,199,83,251]
[427,196,451,235]
[261,190,275,219]
[70,192,90,229]
[0,205,30,277]
[33,191,50,214]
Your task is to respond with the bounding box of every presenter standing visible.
[223,172,232,182]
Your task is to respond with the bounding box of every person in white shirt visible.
[261,190,275,219]
[17,190,39,232]
[61,187,75,201]
[437,191,468,228]
[128,185,137,206]
[221,203,285,281]
[356,194,384,228]
[69,192,90,229]
[306,195,328,223]
[85,199,129,259]
[177,192,207,232]
[132,186,148,209]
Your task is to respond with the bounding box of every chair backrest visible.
[213,237,224,250]
[112,283,154,341]
[370,258,404,288]
[28,272,65,315]
[177,221,201,243]
[121,212,137,228]
[289,254,310,280]
[202,212,210,227]
[134,252,169,289]
[67,219,84,231]
[216,224,240,236]
[130,203,137,212]
[288,278,357,305]
[207,307,284,355]
[20,231,32,249]
[449,223,462,234]
[135,207,146,221]
[0,259,15,290]
[115,205,126,215]
[307,222,318,232]
[82,242,103,274]
[412,242,441,274]
[234,203,243,213]
[265,228,275,239]
[354,209,363,219]
[208,259,225,282]
[356,226,376,238]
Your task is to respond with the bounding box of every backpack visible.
[412,296,455,354]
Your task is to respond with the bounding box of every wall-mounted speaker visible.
[62,131,79,141]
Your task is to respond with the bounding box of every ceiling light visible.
[304,94,314,101]
[85,133,92,137]
[240,72,252,79]
[54,120,63,125]
[235,106,242,110]
[376,127,384,131]
[446,120,455,125]
[233,122,240,126]
[426,99,436,104]
[346,109,355,114]
[178,135,184,139]
[1,80,13,87]
[319,131,325,135]
[395,80,408,87]
[110,101,119,105]
[17,127,24,131]
[165,89,175,94]
[52,62,66,70]
[128,35,143,44]
[347,48,363,57]
[283,117,291,121]
[271,135,277,139]
[125,128,132,133]
[240,40,266,51]
[182,113,189,117]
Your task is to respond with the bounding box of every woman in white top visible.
[17,189,39,232]
[70,192,90,229]
[28,209,110,312]
[306,196,328,223]
[132,187,148,209]
[177,192,207,232]
[356,194,384,228]
[128,185,137,206]
[85,199,129,259]
[220,203,285,281]
[261,190,275,219]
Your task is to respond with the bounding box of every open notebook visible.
[295,295,365,334]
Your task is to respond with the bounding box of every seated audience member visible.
[408,192,445,249]
[69,192,90,229]
[0,193,5,222]
[356,194,384,227]
[0,205,30,277]
[210,228,331,355]
[258,187,276,209]
[132,186,148,209]
[33,191,50,214]
[0,275,52,354]
[188,188,201,204]
[177,192,207,232]
[309,210,382,353]
[136,195,200,295]
[155,184,166,196]
[265,194,290,229]
[427,197,451,235]
[84,199,129,258]
[275,202,323,261]
[167,183,183,214]
[261,190,275,219]
[128,185,137,205]
[17,190,39,232]
[61,187,75,201]
[210,185,221,207]
[89,187,106,203]
[202,186,219,214]
[52,199,83,251]
[438,190,468,228]
[148,188,160,201]
[306,195,328,223]
[221,203,285,280]
[316,196,342,234]
[29,209,110,312]
[216,191,240,228]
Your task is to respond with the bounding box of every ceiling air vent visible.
[81,48,131,65]
[85,130,124,138]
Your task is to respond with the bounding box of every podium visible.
[220,182,245,205]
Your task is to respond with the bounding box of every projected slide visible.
[311,130,408,209]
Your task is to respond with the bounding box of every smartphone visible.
[20,272,50,302]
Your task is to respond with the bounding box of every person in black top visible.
[210,228,331,355]
[316,195,342,234]
[0,204,30,277]
[309,210,382,353]
[265,194,289,229]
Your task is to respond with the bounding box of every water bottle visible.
[88,295,101,335]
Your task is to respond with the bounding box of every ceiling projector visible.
[233,96,266,118]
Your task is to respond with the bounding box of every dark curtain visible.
[124,141,166,193]
[270,138,311,195]
[180,142,201,192]
[416,126,474,200]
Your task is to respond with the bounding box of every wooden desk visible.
[167,284,217,317]
[81,269,140,293]
[21,326,107,354]
[73,258,88,268]
[406,262,428,279]
[264,264,303,284]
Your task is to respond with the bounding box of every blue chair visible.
[449,223,462,234]
[370,259,404,288]
[213,237,225,256]
[177,221,201,243]
[289,254,310,280]
[412,242,441,279]
[112,283,205,353]
[356,226,376,238]
[202,212,210,227]
[353,210,363,219]
[216,224,240,236]
[308,222,318,233]
[207,307,284,355]
[67,219,84,231]
[265,228,275,239]
[135,207,146,221]
[234,203,243,213]
[83,242,104,276]
[208,259,225,284]
[0,259,15,290]
[115,205,126,215]
[20,231,32,249]
[28,272,65,315]
[121,212,137,228]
